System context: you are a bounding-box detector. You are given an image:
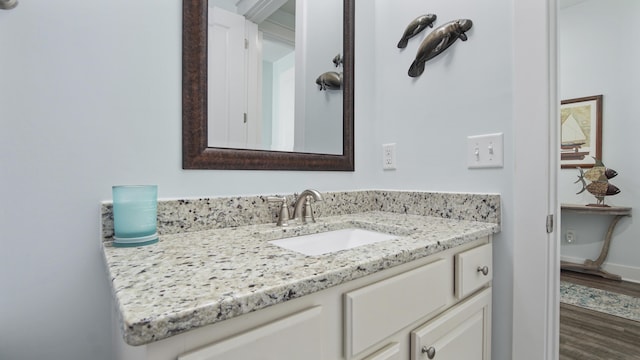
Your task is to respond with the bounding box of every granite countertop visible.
[103,210,499,346]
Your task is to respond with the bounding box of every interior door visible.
[208,6,248,148]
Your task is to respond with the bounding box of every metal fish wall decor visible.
[332,53,343,67]
[408,19,473,77]
[397,14,437,49]
[575,158,621,206]
[316,54,343,91]
[316,71,342,91]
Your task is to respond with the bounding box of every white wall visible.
[559,0,640,280]
[1,1,516,359]
[371,2,513,358]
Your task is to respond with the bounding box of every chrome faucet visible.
[292,189,323,224]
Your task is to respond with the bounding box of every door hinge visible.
[546,214,554,233]
[243,113,247,123]
[244,38,249,49]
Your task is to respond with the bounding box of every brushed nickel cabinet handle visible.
[422,346,436,359]
[477,266,489,276]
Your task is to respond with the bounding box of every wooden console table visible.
[560,204,632,280]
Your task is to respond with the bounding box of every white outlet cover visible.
[382,143,397,170]
[467,133,504,168]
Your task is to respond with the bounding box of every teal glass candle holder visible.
[112,185,158,247]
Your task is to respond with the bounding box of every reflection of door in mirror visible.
[207,0,343,155]
[208,6,256,149]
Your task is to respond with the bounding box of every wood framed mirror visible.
[182,0,354,170]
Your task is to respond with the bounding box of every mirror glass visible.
[182,0,354,170]
[208,0,343,154]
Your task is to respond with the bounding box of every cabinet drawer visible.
[345,259,448,358]
[455,243,492,299]
[410,287,491,360]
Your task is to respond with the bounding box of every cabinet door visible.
[363,343,401,360]
[410,288,491,360]
[345,258,449,358]
[178,307,323,360]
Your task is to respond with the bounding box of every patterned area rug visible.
[560,281,640,322]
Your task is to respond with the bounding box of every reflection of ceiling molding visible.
[236,0,288,23]
[559,0,588,9]
[259,11,295,47]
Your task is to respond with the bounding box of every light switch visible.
[467,133,504,168]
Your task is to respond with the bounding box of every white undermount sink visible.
[269,228,398,256]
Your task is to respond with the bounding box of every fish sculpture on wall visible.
[575,158,620,206]
[332,53,343,67]
[408,19,473,77]
[316,71,342,91]
[397,14,437,49]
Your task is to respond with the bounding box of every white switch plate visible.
[467,133,504,168]
[382,143,397,170]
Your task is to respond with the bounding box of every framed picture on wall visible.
[560,95,602,168]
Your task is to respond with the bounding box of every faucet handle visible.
[267,196,290,227]
[303,196,316,224]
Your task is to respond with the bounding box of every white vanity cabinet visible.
[115,238,492,360]
[345,241,492,360]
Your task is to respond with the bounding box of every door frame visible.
[512,0,560,359]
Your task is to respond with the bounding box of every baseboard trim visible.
[561,256,640,284]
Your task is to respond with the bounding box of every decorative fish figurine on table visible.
[316,71,342,91]
[575,158,621,206]
[397,14,437,49]
[408,19,473,77]
[583,176,620,206]
[574,158,617,188]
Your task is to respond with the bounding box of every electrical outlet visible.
[565,230,576,243]
[382,143,397,170]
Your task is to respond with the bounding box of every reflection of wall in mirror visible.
[261,2,296,151]
[271,51,296,151]
[296,0,344,155]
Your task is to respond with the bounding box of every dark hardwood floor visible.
[560,270,640,360]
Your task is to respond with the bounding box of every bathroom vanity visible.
[102,191,499,360]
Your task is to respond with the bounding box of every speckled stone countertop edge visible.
[103,211,500,346]
[101,190,501,241]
